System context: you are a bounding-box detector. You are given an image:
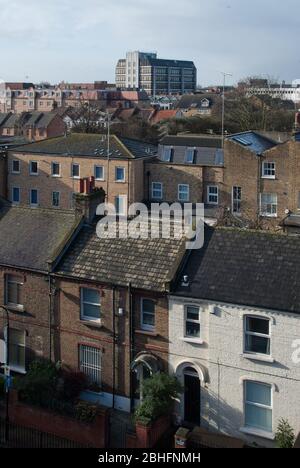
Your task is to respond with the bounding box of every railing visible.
[0,418,90,448]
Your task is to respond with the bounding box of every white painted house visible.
[169,227,300,447]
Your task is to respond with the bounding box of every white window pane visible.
[83,288,100,304]
[246,382,271,406]
[245,335,270,354]
[186,306,199,321]
[143,299,155,314]
[245,404,272,432]
[83,304,101,319]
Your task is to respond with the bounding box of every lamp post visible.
[220,71,233,149]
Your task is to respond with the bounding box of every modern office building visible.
[116,51,197,96]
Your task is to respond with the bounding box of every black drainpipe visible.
[128,282,134,412]
[112,287,116,409]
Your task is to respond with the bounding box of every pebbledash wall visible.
[169,296,300,447]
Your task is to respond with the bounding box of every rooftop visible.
[0,206,78,272]
[12,133,158,159]
[227,131,278,154]
[56,224,186,292]
[175,227,300,315]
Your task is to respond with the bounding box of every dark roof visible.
[0,113,10,127]
[12,133,157,159]
[227,131,277,154]
[159,135,223,166]
[176,94,220,110]
[0,206,78,272]
[1,113,19,129]
[175,227,300,315]
[145,58,196,69]
[161,135,222,149]
[23,112,58,129]
[56,225,185,292]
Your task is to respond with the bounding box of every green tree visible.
[275,419,295,449]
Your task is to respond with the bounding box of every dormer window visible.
[162,147,173,162]
[185,148,196,164]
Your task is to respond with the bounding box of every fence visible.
[0,418,90,448]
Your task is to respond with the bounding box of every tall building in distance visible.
[116,51,197,96]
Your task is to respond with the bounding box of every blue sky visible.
[0,0,299,86]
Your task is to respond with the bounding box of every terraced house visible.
[6,133,157,211]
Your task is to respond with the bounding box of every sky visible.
[0,0,300,86]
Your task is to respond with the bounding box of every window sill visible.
[180,337,204,345]
[135,329,158,337]
[242,353,274,364]
[261,176,276,180]
[5,304,25,313]
[115,180,126,184]
[10,366,26,375]
[80,319,102,328]
[260,214,277,219]
[240,427,275,441]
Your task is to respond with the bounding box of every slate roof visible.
[0,113,10,127]
[227,131,277,154]
[1,113,19,128]
[23,112,58,128]
[161,135,222,149]
[159,135,223,166]
[0,206,78,272]
[145,58,196,69]
[175,227,300,314]
[176,93,220,110]
[56,225,185,292]
[12,133,157,159]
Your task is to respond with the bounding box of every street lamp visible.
[219,71,233,149]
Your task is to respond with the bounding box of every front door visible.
[184,371,201,425]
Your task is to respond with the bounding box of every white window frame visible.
[12,159,20,174]
[162,147,173,162]
[184,305,201,339]
[30,189,39,207]
[115,195,127,216]
[52,191,60,208]
[71,163,80,179]
[244,315,271,357]
[95,165,105,181]
[51,162,61,177]
[80,288,101,323]
[207,185,219,205]
[29,161,38,176]
[5,327,26,374]
[151,182,163,200]
[5,274,24,309]
[260,193,277,218]
[178,184,190,202]
[140,298,155,332]
[185,148,196,164]
[244,381,273,434]
[115,166,126,183]
[12,186,20,205]
[79,344,102,387]
[232,186,242,214]
[262,162,276,179]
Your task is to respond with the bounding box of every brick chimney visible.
[74,176,106,223]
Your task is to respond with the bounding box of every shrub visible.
[135,373,182,423]
[0,377,5,399]
[75,401,99,423]
[59,372,87,401]
[275,419,295,449]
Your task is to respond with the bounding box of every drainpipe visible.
[112,287,116,409]
[128,282,134,412]
[257,154,263,224]
[48,273,52,362]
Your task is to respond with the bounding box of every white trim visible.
[244,315,271,358]
[30,188,39,207]
[80,288,101,324]
[94,165,105,181]
[115,166,126,183]
[243,380,273,435]
[232,186,242,214]
[11,186,20,205]
[29,161,38,176]
[5,274,24,310]
[51,161,61,178]
[184,304,201,340]
[207,185,219,205]
[262,162,276,180]
[240,426,275,440]
[151,182,163,200]
[140,297,155,332]
[260,193,278,218]
[11,159,20,174]
[71,162,80,179]
[178,184,190,202]
[52,191,60,208]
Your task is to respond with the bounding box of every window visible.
[178,184,190,202]
[12,187,20,204]
[30,189,38,207]
[232,186,242,214]
[141,298,155,331]
[95,165,104,181]
[262,162,276,179]
[245,316,270,355]
[79,345,101,386]
[260,193,277,217]
[115,195,127,216]
[6,275,23,308]
[185,148,196,164]
[71,163,80,178]
[152,182,163,200]
[52,191,60,208]
[115,167,125,182]
[6,328,26,373]
[12,160,20,174]
[29,161,38,175]
[162,147,173,162]
[51,162,60,177]
[185,306,200,338]
[244,381,272,433]
[80,288,101,322]
[207,186,219,205]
